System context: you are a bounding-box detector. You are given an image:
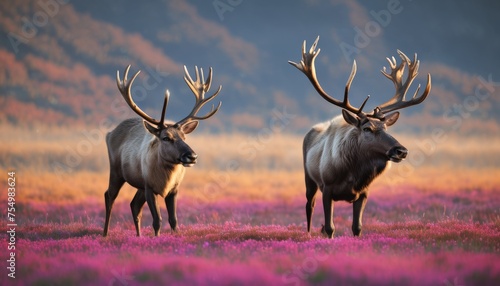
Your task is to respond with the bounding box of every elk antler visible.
[288,36,370,115]
[175,65,222,126]
[116,65,170,127]
[375,50,431,116]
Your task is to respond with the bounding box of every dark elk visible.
[103,65,222,237]
[289,36,431,238]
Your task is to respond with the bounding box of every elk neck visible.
[329,117,389,192]
[144,134,186,196]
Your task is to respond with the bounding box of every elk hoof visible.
[321,224,334,238]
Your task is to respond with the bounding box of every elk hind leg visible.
[305,173,318,234]
[103,175,125,237]
[131,189,146,237]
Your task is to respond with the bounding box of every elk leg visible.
[103,175,125,237]
[165,191,178,232]
[352,193,368,236]
[131,189,146,237]
[305,173,318,234]
[322,188,335,238]
[145,188,162,236]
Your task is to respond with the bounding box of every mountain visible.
[1,0,499,135]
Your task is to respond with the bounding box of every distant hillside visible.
[0,0,498,135]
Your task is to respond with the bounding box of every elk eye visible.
[363,127,373,133]
[162,136,173,142]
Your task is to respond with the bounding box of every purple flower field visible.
[1,188,499,286]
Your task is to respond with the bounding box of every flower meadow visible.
[1,185,499,286]
[1,130,500,285]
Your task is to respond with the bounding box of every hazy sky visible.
[1,0,499,135]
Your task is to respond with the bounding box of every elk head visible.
[116,65,222,167]
[289,36,431,163]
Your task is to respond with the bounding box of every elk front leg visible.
[165,191,178,232]
[130,189,146,237]
[352,193,368,236]
[305,173,318,234]
[145,188,162,236]
[322,188,335,238]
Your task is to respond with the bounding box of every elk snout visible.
[386,146,408,163]
[180,151,198,167]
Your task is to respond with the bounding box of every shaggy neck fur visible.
[331,121,388,192]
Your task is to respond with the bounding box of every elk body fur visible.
[106,118,186,198]
[289,36,431,238]
[304,115,390,200]
[103,65,222,237]
[303,111,401,237]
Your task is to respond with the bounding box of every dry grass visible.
[2,124,498,286]
[1,124,499,204]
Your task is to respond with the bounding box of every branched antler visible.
[376,50,432,115]
[116,65,169,127]
[116,65,222,129]
[175,65,222,126]
[288,36,370,115]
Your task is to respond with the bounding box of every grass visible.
[0,125,499,285]
[1,195,499,285]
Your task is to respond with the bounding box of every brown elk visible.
[103,65,222,237]
[289,36,431,238]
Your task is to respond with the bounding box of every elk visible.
[289,36,431,238]
[103,65,222,237]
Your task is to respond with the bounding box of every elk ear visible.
[180,120,199,134]
[384,112,400,127]
[342,109,360,126]
[143,121,160,136]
